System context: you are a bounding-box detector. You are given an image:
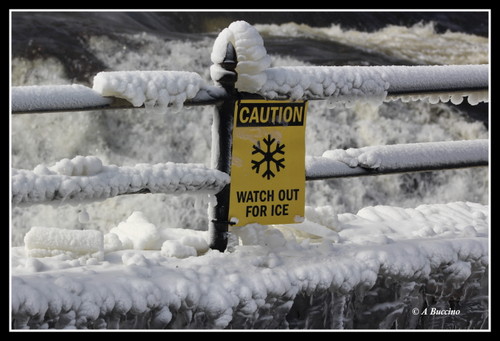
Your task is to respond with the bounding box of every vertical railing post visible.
[208,43,238,252]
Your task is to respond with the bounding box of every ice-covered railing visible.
[11,140,488,204]
[209,21,488,106]
[12,156,230,205]
[10,20,490,331]
[10,20,489,247]
[11,22,488,114]
[307,139,489,180]
[11,65,487,114]
[258,64,488,106]
[11,72,228,114]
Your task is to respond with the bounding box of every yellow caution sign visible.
[229,99,307,226]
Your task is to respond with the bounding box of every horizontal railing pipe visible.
[306,139,488,180]
[11,65,488,114]
[305,156,488,180]
[11,85,229,114]
[11,139,488,205]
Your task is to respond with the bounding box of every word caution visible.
[236,102,305,127]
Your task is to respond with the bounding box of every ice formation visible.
[22,211,210,263]
[208,21,487,106]
[24,227,104,259]
[12,22,488,115]
[11,84,112,112]
[258,65,488,105]
[11,201,488,329]
[106,211,209,257]
[321,139,488,170]
[12,156,230,204]
[10,20,490,330]
[382,64,489,105]
[92,71,206,110]
[38,155,103,176]
[260,66,390,103]
[303,139,489,180]
[210,20,271,92]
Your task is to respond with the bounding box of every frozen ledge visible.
[11,201,488,329]
[11,234,488,329]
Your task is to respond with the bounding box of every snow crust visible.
[321,139,488,170]
[12,156,230,204]
[92,71,206,110]
[11,201,488,329]
[11,84,112,112]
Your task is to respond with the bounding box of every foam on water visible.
[255,21,489,65]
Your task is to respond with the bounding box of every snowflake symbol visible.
[251,134,285,180]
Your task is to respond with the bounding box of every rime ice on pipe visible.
[34,155,103,176]
[260,66,390,103]
[322,140,489,170]
[92,71,204,110]
[11,84,112,112]
[12,157,230,205]
[209,22,487,106]
[210,21,271,92]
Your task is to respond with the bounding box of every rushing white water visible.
[255,21,489,65]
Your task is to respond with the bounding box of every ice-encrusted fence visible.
[11,21,489,329]
[11,21,489,250]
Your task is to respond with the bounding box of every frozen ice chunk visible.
[161,240,197,259]
[109,211,161,250]
[24,226,103,259]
